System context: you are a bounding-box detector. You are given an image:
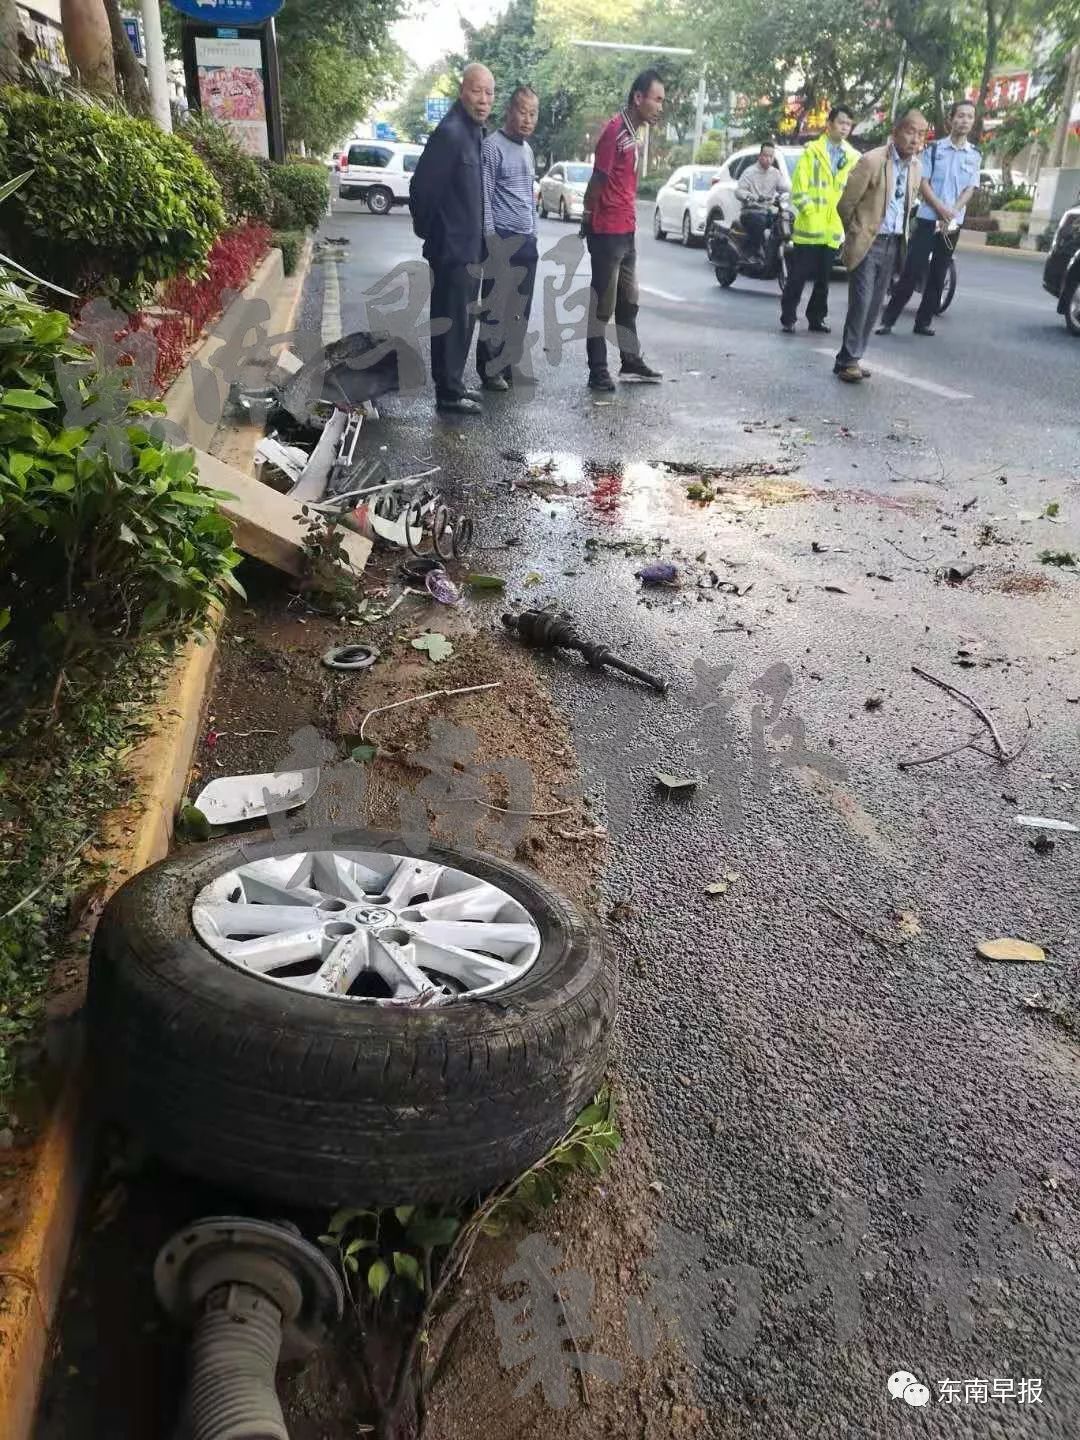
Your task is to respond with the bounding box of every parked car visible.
[538,161,592,221]
[653,165,721,245]
[1042,203,1080,336]
[702,145,805,231]
[338,140,424,213]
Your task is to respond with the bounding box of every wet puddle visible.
[503,450,925,531]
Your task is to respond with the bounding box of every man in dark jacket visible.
[409,64,494,415]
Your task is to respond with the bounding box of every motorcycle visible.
[707,197,794,290]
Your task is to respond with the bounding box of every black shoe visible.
[481,375,510,392]
[436,396,482,415]
[619,356,663,381]
[913,325,935,337]
[462,387,484,402]
[781,322,796,334]
[808,322,831,334]
[588,369,616,392]
[875,323,893,336]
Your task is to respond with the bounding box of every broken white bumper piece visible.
[194,769,321,825]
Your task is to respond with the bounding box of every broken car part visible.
[88,832,615,1204]
[1015,815,1078,834]
[156,1217,343,1440]
[193,769,320,826]
[502,609,667,693]
[322,644,380,671]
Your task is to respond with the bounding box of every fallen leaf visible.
[1043,501,1060,518]
[976,937,1047,964]
[524,571,543,587]
[704,881,728,895]
[1039,550,1077,567]
[411,632,454,662]
[896,910,922,937]
[350,744,378,763]
[466,573,506,591]
[177,804,211,842]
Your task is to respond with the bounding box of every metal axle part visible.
[502,609,667,693]
[155,1217,343,1440]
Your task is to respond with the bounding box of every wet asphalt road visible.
[307,194,1080,1437]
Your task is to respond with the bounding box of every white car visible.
[538,162,592,221]
[338,140,424,214]
[702,144,805,233]
[653,165,721,245]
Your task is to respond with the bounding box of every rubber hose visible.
[184,1284,289,1440]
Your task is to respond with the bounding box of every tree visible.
[60,0,116,96]
[392,61,456,142]
[695,0,902,133]
[0,0,21,86]
[102,0,151,116]
[972,0,1019,141]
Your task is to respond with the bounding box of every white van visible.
[337,141,424,213]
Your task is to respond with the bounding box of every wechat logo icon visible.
[888,1370,931,1407]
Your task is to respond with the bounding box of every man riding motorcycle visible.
[735,141,791,258]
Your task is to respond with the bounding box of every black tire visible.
[714,242,738,287]
[367,186,393,216]
[88,830,616,1207]
[559,197,568,222]
[681,212,692,247]
[653,207,666,241]
[776,249,788,292]
[1065,276,1080,337]
[339,186,356,201]
[539,197,548,218]
[937,257,957,314]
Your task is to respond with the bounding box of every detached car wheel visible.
[88,830,616,1206]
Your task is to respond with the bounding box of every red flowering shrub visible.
[124,221,271,392]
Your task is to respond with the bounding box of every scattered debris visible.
[1042,501,1061,518]
[465,573,506,591]
[322,643,379,671]
[411,632,455,662]
[1031,834,1055,856]
[255,435,312,486]
[636,561,679,587]
[524,571,543,587]
[357,682,500,740]
[895,910,923,937]
[903,665,1031,768]
[553,824,608,842]
[193,768,320,825]
[1015,815,1078,834]
[502,610,667,692]
[653,772,698,795]
[349,743,379,763]
[425,569,461,605]
[822,585,848,595]
[811,540,826,553]
[864,695,884,711]
[820,900,893,953]
[976,937,1047,964]
[1039,549,1077,567]
[937,561,976,584]
[705,871,741,896]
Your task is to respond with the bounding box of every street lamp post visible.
[570,39,701,174]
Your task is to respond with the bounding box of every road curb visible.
[0,233,314,1440]
[955,234,1045,262]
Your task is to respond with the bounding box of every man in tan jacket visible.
[833,109,928,382]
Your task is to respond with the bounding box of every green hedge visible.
[0,285,243,698]
[0,89,225,309]
[180,113,272,225]
[272,228,305,275]
[266,162,329,230]
[986,231,1021,247]
[1003,196,1033,212]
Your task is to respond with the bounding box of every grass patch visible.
[0,644,167,1114]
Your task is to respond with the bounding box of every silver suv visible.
[337,141,424,214]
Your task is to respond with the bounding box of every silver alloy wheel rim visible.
[192,850,543,1005]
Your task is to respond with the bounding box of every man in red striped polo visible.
[581,69,665,392]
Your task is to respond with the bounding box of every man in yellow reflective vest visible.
[780,106,858,334]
